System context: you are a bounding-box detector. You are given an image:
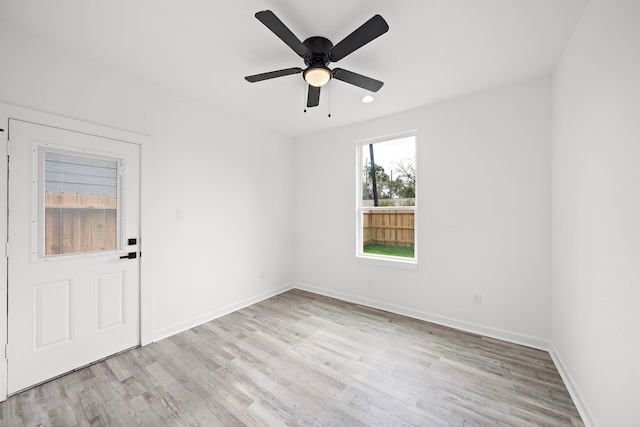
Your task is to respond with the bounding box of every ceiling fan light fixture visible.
[304,67,332,87]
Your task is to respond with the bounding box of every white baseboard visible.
[151,281,549,350]
[294,282,550,351]
[549,344,596,427]
[151,283,294,342]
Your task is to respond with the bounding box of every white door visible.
[7,119,140,394]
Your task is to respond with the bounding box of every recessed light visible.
[362,95,375,103]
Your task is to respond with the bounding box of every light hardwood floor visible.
[0,289,583,426]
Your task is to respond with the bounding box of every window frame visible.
[355,130,418,270]
[34,144,125,262]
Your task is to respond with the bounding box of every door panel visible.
[7,119,140,394]
[96,271,125,330]
[34,280,73,349]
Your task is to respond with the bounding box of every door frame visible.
[0,103,153,401]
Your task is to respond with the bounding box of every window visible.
[356,132,417,267]
[39,149,122,257]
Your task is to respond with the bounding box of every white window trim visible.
[355,130,418,270]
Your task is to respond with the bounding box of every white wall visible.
[294,78,552,348]
[551,0,640,425]
[0,24,295,341]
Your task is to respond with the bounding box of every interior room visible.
[0,0,638,426]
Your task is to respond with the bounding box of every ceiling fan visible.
[245,10,389,108]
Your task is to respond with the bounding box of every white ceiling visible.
[0,0,587,139]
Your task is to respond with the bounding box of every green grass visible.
[363,243,414,258]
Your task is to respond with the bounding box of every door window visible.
[40,149,121,257]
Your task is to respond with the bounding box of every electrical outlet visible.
[176,209,184,220]
[260,271,265,279]
[366,280,373,289]
[472,293,482,304]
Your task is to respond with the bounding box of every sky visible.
[362,135,415,181]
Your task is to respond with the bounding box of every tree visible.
[395,160,415,186]
[362,158,416,203]
[362,162,391,201]
[393,159,416,199]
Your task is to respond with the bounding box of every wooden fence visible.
[363,210,414,247]
[45,192,117,255]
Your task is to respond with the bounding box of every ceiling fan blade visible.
[255,10,310,58]
[332,68,384,92]
[307,85,320,107]
[329,15,389,62]
[245,67,303,83]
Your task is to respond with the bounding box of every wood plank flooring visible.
[0,289,584,426]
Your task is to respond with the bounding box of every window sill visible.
[355,254,418,270]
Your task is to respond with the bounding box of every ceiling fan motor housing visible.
[303,36,333,69]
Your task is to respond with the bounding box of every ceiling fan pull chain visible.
[328,81,332,118]
[303,80,308,113]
